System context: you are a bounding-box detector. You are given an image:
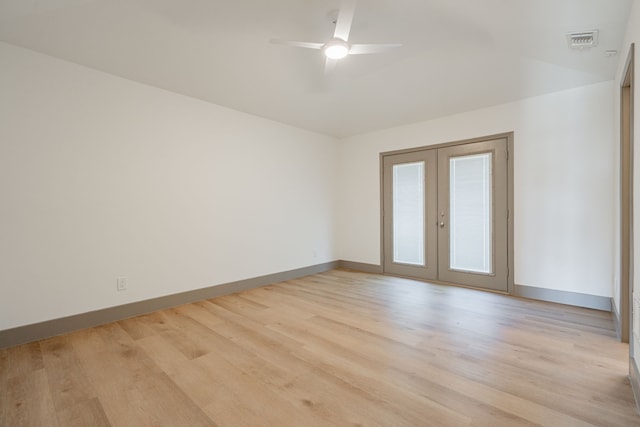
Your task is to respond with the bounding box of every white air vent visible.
[566,30,599,49]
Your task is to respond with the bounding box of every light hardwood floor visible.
[1,269,639,426]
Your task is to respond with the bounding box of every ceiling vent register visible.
[566,30,599,49]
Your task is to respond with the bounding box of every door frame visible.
[620,44,635,344]
[379,132,515,294]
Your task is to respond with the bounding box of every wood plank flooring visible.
[1,269,639,426]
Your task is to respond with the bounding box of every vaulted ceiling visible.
[0,0,633,137]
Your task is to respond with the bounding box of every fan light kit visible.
[324,38,350,59]
[270,0,401,74]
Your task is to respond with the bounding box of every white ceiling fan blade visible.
[270,39,324,50]
[324,57,338,76]
[349,43,402,55]
[333,0,357,42]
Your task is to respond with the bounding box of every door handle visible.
[439,221,445,228]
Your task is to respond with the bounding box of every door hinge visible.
[507,267,510,277]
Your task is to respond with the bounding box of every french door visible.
[382,137,510,292]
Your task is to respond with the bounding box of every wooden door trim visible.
[620,43,635,344]
[380,132,513,157]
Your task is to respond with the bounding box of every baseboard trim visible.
[338,260,384,274]
[2,261,613,348]
[631,357,640,414]
[612,297,622,340]
[0,261,339,349]
[338,261,612,312]
[513,284,611,312]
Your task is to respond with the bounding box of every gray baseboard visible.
[338,260,612,312]
[0,261,339,349]
[2,261,614,349]
[338,260,384,274]
[512,284,611,312]
[631,358,640,414]
[612,297,622,340]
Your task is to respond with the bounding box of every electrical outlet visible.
[117,276,127,291]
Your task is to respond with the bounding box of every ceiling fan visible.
[270,0,402,74]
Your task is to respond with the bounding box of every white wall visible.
[0,42,339,330]
[338,81,615,298]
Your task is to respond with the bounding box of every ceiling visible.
[0,0,633,138]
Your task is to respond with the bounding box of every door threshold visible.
[381,271,510,295]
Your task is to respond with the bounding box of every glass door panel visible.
[392,162,425,266]
[449,153,493,274]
